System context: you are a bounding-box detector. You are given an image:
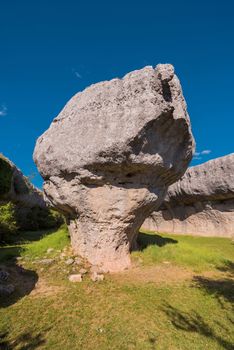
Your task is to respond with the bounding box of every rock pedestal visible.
[34,64,194,272]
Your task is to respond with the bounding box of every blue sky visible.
[0,0,233,188]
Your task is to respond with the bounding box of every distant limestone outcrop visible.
[34,64,194,272]
[0,154,62,233]
[143,154,234,238]
[0,153,45,208]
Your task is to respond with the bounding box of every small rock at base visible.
[90,272,104,282]
[69,274,82,283]
[90,265,105,274]
[79,268,87,275]
[38,258,55,265]
[65,258,74,265]
[74,257,82,265]
[47,248,54,253]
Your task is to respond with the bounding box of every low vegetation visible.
[0,203,18,241]
[0,227,233,349]
[0,203,63,243]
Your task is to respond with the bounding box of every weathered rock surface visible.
[34,64,194,272]
[143,154,234,238]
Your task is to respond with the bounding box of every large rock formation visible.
[34,64,194,272]
[143,154,234,238]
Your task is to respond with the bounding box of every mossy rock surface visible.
[0,154,13,196]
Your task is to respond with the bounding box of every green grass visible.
[0,226,69,263]
[0,227,233,350]
[135,229,234,272]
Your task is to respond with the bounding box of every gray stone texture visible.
[34,64,194,271]
[143,154,234,238]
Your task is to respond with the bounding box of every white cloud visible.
[0,105,7,116]
[193,149,212,160]
[75,71,82,79]
[201,149,211,155]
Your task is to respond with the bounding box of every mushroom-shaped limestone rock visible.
[34,64,195,272]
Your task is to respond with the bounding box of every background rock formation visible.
[0,154,62,236]
[34,64,194,272]
[143,154,234,238]
[0,153,45,208]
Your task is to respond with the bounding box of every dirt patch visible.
[110,263,218,285]
[30,278,64,298]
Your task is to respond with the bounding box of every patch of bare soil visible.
[110,263,219,285]
[30,278,64,298]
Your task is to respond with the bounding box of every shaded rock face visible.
[0,154,62,234]
[0,154,45,208]
[143,154,234,238]
[34,64,194,272]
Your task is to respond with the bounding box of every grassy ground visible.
[0,227,233,350]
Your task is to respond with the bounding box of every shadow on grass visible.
[193,275,234,304]
[162,303,233,350]
[217,260,234,276]
[1,228,56,246]
[0,329,48,349]
[0,246,23,263]
[0,246,38,308]
[137,232,177,250]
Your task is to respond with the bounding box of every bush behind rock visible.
[0,201,64,242]
[0,202,18,241]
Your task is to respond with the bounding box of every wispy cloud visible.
[0,105,7,116]
[74,71,82,79]
[200,150,211,155]
[194,149,212,160]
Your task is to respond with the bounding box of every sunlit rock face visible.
[34,64,194,272]
[143,154,234,238]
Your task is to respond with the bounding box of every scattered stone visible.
[79,268,87,275]
[65,258,74,266]
[38,258,55,265]
[0,284,15,296]
[90,272,105,282]
[74,257,82,265]
[47,248,54,254]
[90,265,105,274]
[34,63,195,272]
[68,274,83,283]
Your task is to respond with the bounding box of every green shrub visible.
[0,202,18,241]
[0,155,13,196]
